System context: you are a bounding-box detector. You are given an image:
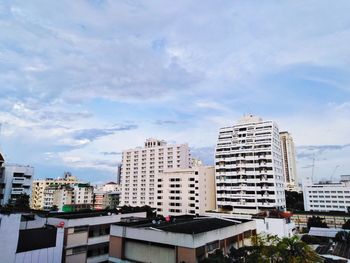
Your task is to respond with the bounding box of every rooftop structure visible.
[109,215,256,263]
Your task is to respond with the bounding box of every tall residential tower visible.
[120,138,191,207]
[279,131,298,191]
[215,115,286,214]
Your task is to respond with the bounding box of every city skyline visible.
[1,1,350,183]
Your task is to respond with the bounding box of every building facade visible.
[215,115,286,214]
[0,210,146,263]
[157,161,216,216]
[0,213,64,263]
[0,164,34,206]
[52,183,94,211]
[109,216,256,263]
[303,175,350,213]
[279,131,298,191]
[30,173,80,210]
[47,211,146,263]
[120,138,191,207]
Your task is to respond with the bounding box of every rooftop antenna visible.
[330,165,340,182]
[311,156,315,182]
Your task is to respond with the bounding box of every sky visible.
[0,0,350,184]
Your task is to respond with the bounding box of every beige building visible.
[53,183,94,211]
[280,131,298,191]
[120,138,191,207]
[157,161,216,216]
[31,173,80,210]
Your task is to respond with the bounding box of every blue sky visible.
[1,0,350,184]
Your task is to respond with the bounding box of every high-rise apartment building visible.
[0,164,34,206]
[280,131,298,191]
[120,138,191,207]
[156,160,216,216]
[30,172,80,210]
[215,115,286,214]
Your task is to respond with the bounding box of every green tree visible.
[9,193,30,209]
[229,234,322,263]
[342,219,350,230]
[307,216,328,229]
[200,249,230,263]
[285,191,304,211]
[277,236,323,263]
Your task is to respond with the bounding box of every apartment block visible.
[94,191,120,210]
[30,172,80,210]
[156,160,216,216]
[53,183,94,211]
[280,131,298,191]
[120,138,191,207]
[109,216,256,263]
[215,115,286,214]
[0,164,34,206]
[303,175,350,213]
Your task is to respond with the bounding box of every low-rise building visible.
[53,183,94,211]
[0,213,64,263]
[31,172,80,210]
[47,211,146,263]
[156,161,216,216]
[94,182,121,210]
[0,209,147,263]
[303,175,350,213]
[109,216,256,263]
[205,210,295,238]
[0,164,34,206]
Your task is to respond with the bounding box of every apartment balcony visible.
[12,178,25,184]
[11,188,24,194]
[88,235,109,246]
[87,254,108,263]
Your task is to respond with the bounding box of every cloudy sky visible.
[1,0,350,184]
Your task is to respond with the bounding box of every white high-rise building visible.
[156,160,216,216]
[120,138,191,207]
[280,131,298,191]
[215,115,286,214]
[0,164,34,206]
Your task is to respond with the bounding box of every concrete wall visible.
[0,213,21,263]
[255,217,295,238]
[177,246,196,263]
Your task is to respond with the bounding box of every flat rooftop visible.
[47,210,117,219]
[115,216,250,234]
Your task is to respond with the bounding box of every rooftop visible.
[115,215,250,234]
[47,210,117,219]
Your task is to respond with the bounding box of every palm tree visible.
[277,236,323,263]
